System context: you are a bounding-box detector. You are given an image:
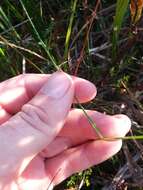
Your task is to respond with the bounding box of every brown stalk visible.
[74,0,101,76]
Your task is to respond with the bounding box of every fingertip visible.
[84,140,123,165]
[73,77,97,103]
[113,114,131,136]
[80,110,131,139]
[39,71,73,99]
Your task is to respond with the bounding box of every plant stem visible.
[19,0,60,71]
[64,0,78,61]
[75,97,103,139]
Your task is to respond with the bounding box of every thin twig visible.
[0,37,47,61]
[0,19,29,35]
[74,0,101,75]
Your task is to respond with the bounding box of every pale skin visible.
[0,71,131,190]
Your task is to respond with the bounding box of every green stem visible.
[64,0,78,61]
[100,135,143,141]
[19,0,59,71]
[75,97,103,139]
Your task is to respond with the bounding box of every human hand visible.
[0,71,131,190]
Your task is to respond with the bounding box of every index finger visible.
[0,74,96,115]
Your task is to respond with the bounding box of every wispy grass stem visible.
[19,0,59,71]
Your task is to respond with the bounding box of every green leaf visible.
[112,0,130,60]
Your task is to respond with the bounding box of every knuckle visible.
[20,103,51,135]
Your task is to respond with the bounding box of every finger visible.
[41,109,131,157]
[0,105,11,124]
[0,71,74,179]
[73,76,96,103]
[17,156,52,190]
[45,140,122,186]
[0,74,96,115]
[61,110,131,143]
[17,140,122,190]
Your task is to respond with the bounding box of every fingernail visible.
[113,114,131,135]
[113,114,131,126]
[40,71,72,99]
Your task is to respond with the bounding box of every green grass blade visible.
[0,7,10,26]
[6,0,23,20]
[75,97,103,138]
[0,47,5,56]
[64,0,78,61]
[0,6,20,39]
[19,0,59,71]
[112,0,129,60]
[101,135,143,141]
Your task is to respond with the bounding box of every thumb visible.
[0,71,74,178]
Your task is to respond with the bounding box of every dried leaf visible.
[130,0,143,24]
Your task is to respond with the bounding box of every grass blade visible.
[101,135,143,141]
[112,0,129,60]
[19,0,59,71]
[64,0,78,61]
[75,97,103,139]
[0,6,20,40]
